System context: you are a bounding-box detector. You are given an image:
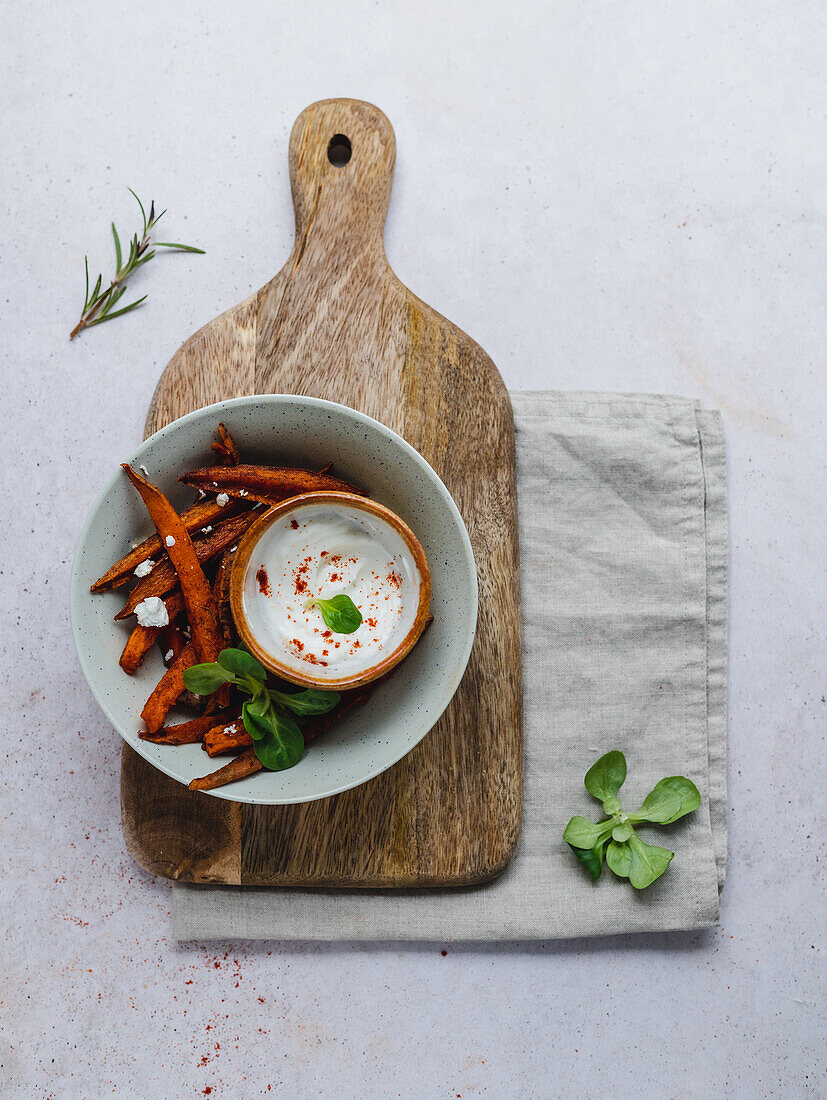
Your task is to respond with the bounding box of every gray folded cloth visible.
[173,391,727,940]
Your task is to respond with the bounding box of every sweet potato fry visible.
[122,465,225,665]
[203,719,252,756]
[210,422,241,466]
[140,642,197,734]
[158,617,186,665]
[90,497,246,592]
[214,548,237,648]
[188,749,263,791]
[114,510,257,620]
[119,627,157,676]
[118,592,185,674]
[179,463,366,505]
[204,556,235,715]
[139,708,241,745]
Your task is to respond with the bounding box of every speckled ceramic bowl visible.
[70,395,477,805]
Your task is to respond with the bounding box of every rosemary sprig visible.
[70,189,204,339]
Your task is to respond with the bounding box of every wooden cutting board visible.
[121,98,523,887]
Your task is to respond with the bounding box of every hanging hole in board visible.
[327,134,352,167]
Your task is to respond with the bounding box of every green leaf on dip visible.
[307,594,362,634]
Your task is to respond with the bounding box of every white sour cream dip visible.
[242,501,422,682]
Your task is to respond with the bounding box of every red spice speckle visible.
[293,554,312,594]
[329,573,341,582]
[291,638,304,652]
[300,652,328,666]
[365,617,377,628]
[290,518,299,529]
[386,569,402,589]
[256,566,271,596]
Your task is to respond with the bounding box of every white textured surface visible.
[1,1,824,1097]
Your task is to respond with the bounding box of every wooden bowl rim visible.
[230,491,432,690]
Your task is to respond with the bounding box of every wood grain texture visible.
[121,98,523,887]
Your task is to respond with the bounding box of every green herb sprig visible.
[70,189,204,339]
[306,594,362,633]
[183,648,339,772]
[563,750,700,889]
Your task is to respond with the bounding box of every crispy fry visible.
[122,465,225,664]
[188,748,263,791]
[139,709,241,745]
[203,719,252,756]
[158,617,186,665]
[140,642,196,733]
[90,497,245,592]
[179,463,366,504]
[204,555,235,715]
[214,548,237,648]
[118,592,185,674]
[210,422,241,466]
[119,626,157,676]
[114,510,257,620]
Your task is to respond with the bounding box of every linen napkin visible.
[173,391,727,941]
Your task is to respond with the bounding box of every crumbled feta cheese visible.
[164,649,174,662]
[139,464,150,477]
[216,493,230,507]
[133,559,154,578]
[237,489,248,497]
[165,535,176,547]
[198,489,207,500]
[229,545,237,552]
[134,596,169,628]
[201,525,212,534]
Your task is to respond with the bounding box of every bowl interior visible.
[70,395,477,804]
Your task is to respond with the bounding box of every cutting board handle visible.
[287,99,396,252]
